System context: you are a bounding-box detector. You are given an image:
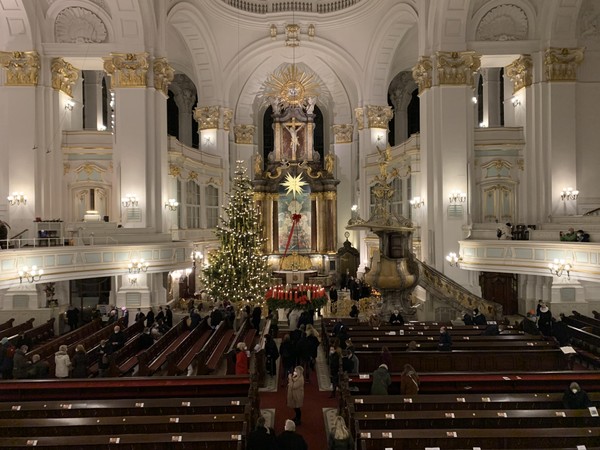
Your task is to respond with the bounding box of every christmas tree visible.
[202,161,270,304]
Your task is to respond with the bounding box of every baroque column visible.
[332,123,353,249]
[171,74,197,147]
[194,105,232,191]
[0,51,40,235]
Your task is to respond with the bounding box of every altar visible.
[273,270,317,285]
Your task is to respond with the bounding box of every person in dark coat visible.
[146,308,155,328]
[276,420,307,450]
[110,325,125,352]
[155,306,165,325]
[210,307,223,328]
[121,307,129,327]
[349,304,359,318]
[462,311,474,325]
[472,308,487,326]
[562,382,592,409]
[370,363,391,395]
[139,328,155,350]
[66,306,79,330]
[12,345,30,379]
[438,326,452,351]
[265,334,279,377]
[27,354,50,379]
[135,308,146,323]
[165,305,173,328]
[329,346,341,398]
[329,286,338,314]
[537,304,553,336]
[71,344,88,378]
[251,306,262,331]
[247,416,277,450]
[0,337,15,379]
[388,310,404,325]
[280,334,296,384]
[97,340,112,377]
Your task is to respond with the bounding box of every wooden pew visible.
[166,318,213,376]
[253,319,271,387]
[566,325,600,369]
[196,321,235,375]
[353,348,568,373]
[356,427,600,450]
[137,317,190,376]
[349,339,555,352]
[0,317,34,340]
[225,319,258,375]
[0,318,14,332]
[28,319,103,363]
[8,318,54,349]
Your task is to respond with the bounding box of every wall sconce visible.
[121,194,138,208]
[164,199,179,211]
[548,258,572,279]
[65,100,75,111]
[19,265,43,283]
[511,97,521,107]
[128,258,148,274]
[7,192,27,206]
[191,250,203,263]
[445,252,462,267]
[449,191,467,203]
[560,187,579,201]
[171,270,183,282]
[409,197,424,208]
[471,96,478,104]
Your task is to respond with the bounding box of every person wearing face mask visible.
[287,365,305,425]
[562,382,592,409]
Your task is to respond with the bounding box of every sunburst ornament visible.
[264,64,320,106]
[281,172,307,198]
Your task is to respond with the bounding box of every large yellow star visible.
[281,172,307,198]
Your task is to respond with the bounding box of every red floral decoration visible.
[265,284,328,311]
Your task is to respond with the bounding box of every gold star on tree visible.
[281,172,307,198]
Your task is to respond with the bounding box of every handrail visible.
[416,258,503,320]
[583,207,600,216]
[10,228,28,239]
[0,235,118,249]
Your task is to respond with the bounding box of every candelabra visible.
[560,187,579,201]
[409,197,424,208]
[164,199,179,211]
[7,192,27,206]
[128,259,148,274]
[121,194,138,208]
[19,265,43,283]
[548,259,572,279]
[449,191,467,203]
[445,252,463,267]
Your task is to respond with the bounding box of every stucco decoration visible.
[153,57,174,96]
[367,105,393,129]
[476,4,528,41]
[234,124,255,144]
[332,124,353,144]
[0,51,40,86]
[354,107,364,130]
[194,106,220,130]
[505,55,533,94]
[55,7,108,44]
[412,56,432,94]
[51,58,79,97]
[436,51,481,86]
[544,47,585,81]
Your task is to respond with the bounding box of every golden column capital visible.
[367,105,393,129]
[436,51,481,87]
[332,124,353,143]
[354,107,364,130]
[505,54,533,94]
[544,47,585,82]
[51,57,79,97]
[103,52,149,88]
[412,56,432,94]
[0,51,40,86]
[153,57,174,96]
[194,105,220,130]
[234,124,256,144]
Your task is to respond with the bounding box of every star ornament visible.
[281,172,307,198]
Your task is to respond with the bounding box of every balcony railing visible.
[221,0,363,14]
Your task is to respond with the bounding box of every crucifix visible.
[284,118,305,161]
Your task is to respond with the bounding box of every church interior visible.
[1,0,600,448]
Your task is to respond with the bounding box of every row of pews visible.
[324,318,600,450]
[0,317,55,349]
[562,310,600,369]
[0,375,259,449]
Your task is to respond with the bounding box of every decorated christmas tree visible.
[201,161,270,304]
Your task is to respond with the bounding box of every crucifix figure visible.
[284,118,305,160]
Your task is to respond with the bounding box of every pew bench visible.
[0,317,34,340]
[0,431,244,449]
[195,321,235,375]
[8,318,55,350]
[168,320,213,376]
[0,318,14,332]
[137,318,188,376]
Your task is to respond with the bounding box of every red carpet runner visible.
[260,367,339,449]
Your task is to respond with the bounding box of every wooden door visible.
[479,272,518,315]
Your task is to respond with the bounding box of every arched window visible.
[186,180,201,228]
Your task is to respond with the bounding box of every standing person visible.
[165,305,173,328]
[71,344,88,378]
[0,337,15,379]
[329,346,341,398]
[329,285,338,314]
[54,345,71,378]
[12,345,30,379]
[370,363,391,395]
[328,415,354,450]
[235,342,249,375]
[538,303,553,336]
[146,307,155,328]
[251,305,262,331]
[280,334,296,384]
[66,305,79,331]
[110,325,125,352]
[97,339,112,377]
[246,415,277,450]
[121,307,129,327]
[400,363,420,395]
[27,354,50,379]
[562,382,592,409]
[155,306,165,325]
[264,334,279,377]
[287,365,305,426]
[276,420,308,450]
[438,326,452,351]
[135,308,146,323]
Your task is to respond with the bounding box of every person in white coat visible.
[54,344,71,378]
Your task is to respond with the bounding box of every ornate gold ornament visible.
[436,51,481,86]
[281,172,307,198]
[63,163,71,175]
[222,108,233,131]
[332,124,353,143]
[51,58,79,97]
[412,56,432,94]
[324,153,335,174]
[505,55,533,94]
[544,47,585,82]
[103,53,149,88]
[285,24,300,47]
[153,57,174,96]
[194,106,220,130]
[234,124,256,144]
[169,165,181,177]
[188,171,198,181]
[0,51,40,86]
[367,105,393,129]
[263,64,320,107]
[280,252,312,270]
[298,160,323,179]
[354,107,365,130]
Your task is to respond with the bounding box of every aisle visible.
[259,345,339,448]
